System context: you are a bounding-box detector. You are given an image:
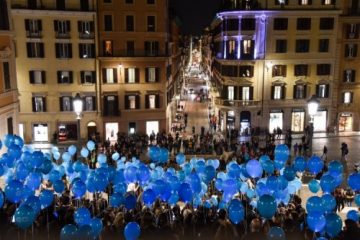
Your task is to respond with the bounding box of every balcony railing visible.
[215,98,260,107]
[56,32,71,39]
[26,31,42,38]
[79,32,95,39]
[11,4,95,12]
[100,50,169,58]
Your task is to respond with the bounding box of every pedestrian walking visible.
[322,145,328,161]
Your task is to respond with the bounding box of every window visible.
[320,18,334,30]
[54,20,70,38]
[242,87,250,101]
[3,62,10,90]
[241,40,254,59]
[148,95,157,109]
[29,70,46,84]
[145,41,159,56]
[297,18,311,30]
[146,67,159,82]
[26,42,44,58]
[104,15,112,31]
[32,96,46,112]
[319,39,329,52]
[322,0,335,5]
[147,0,155,4]
[226,40,237,59]
[343,92,353,104]
[345,44,358,58]
[7,117,13,135]
[129,122,136,134]
[241,18,255,31]
[79,43,95,58]
[224,19,239,31]
[221,65,238,77]
[275,39,287,53]
[103,95,119,116]
[125,68,138,83]
[128,96,136,109]
[239,66,254,77]
[295,39,310,53]
[317,64,331,75]
[126,15,134,31]
[125,0,133,3]
[273,18,288,30]
[272,86,284,100]
[147,16,155,32]
[103,40,113,56]
[27,0,38,9]
[127,41,135,56]
[299,0,311,5]
[0,0,9,30]
[228,86,234,100]
[78,21,94,38]
[55,43,72,59]
[25,19,42,37]
[57,71,73,84]
[343,70,356,82]
[56,0,65,10]
[272,65,287,77]
[60,96,72,112]
[275,0,289,5]
[104,0,111,3]
[102,68,117,83]
[80,0,89,11]
[80,71,96,84]
[84,96,95,111]
[294,85,307,99]
[294,64,308,76]
[145,94,159,109]
[316,84,329,98]
[347,24,359,39]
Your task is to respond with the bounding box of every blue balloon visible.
[142,189,156,206]
[159,147,169,163]
[307,156,324,175]
[14,204,36,229]
[307,212,326,232]
[68,145,77,156]
[39,190,54,209]
[41,160,53,174]
[246,159,263,178]
[53,180,65,193]
[112,152,120,161]
[222,178,238,196]
[97,154,107,164]
[228,199,244,224]
[109,193,124,207]
[267,227,286,240]
[321,194,336,212]
[263,160,275,174]
[294,156,306,172]
[77,225,93,239]
[5,179,23,203]
[89,218,103,237]
[189,172,202,193]
[176,153,186,165]
[60,224,78,240]
[246,189,255,199]
[355,194,360,206]
[80,148,89,158]
[308,179,320,193]
[306,196,325,215]
[348,173,360,191]
[124,222,141,240]
[3,134,15,148]
[124,166,138,183]
[24,195,41,214]
[283,166,296,181]
[74,207,91,226]
[30,151,44,168]
[267,176,280,192]
[347,210,359,222]
[8,144,22,160]
[0,139,2,150]
[0,190,4,208]
[179,183,193,203]
[168,193,179,205]
[203,165,216,183]
[325,213,342,238]
[53,151,61,161]
[62,152,71,162]
[320,174,336,193]
[94,172,108,192]
[136,165,150,184]
[258,194,277,219]
[328,160,343,175]
[72,180,86,198]
[14,135,24,148]
[274,144,289,162]
[14,162,29,181]
[124,194,137,210]
[87,140,96,151]
[148,146,160,163]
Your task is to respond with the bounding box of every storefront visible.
[33,123,48,142]
[269,110,283,132]
[105,122,118,142]
[338,113,353,132]
[227,111,235,129]
[240,111,251,134]
[146,121,159,136]
[58,122,78,141]
[291,109,305,132]
[313,108,327,132]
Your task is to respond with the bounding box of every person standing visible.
[322,145,328,161]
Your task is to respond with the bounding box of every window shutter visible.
[350,92,354,103]
[79,44,83,58]
[78,21,82,32]
[343,71,347,82]
[68,44,72,58]
[135,68,140,83]
[91,44,95,58]
[69,71,73,83]
[239,87,243,100]
[281,86,286,99]
[352,70,356,82]
[26,43,32,57]
[145,68,149,82]
[113,68,118,83]
[43,97,47,112]
[293,85,297,99]
[80,71,85,84]
[125,68,129,83]
[38,20,42,31]
[32,98,36,112]
[90,21,94,32]
[25,19,30,31]
[41,71,46,84]
[103,97,108,116]
[342,92,345,103]
[92,96,96,111]
[92,71,96,83]
[102,69,107,83]
[249,86,254,100]
[125,96,129,109]
[57,71,61,83]
[39,43,44,57]
[55,43,60,58]
[136,95,140,109]
[234,86,238,100]
[355,45,358,57]
[325,84,330,98]
[155,68,160,82]
[114,96,119,115]
[145,94,149,108]
[222,86,228,99]
[54,20,58,31]
[345,45,349,57]
[155,94,160,108]
[316,85,320,97]
[270,86,275,100]
[303,85,307,99]
[29,71,34,84]
[66,21,71,31]
[59,97,63,111]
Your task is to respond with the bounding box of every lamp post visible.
[73,93,83,147]
[307,95,319,153]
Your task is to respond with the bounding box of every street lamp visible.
[73,93,83,145]
[307,95,319,153]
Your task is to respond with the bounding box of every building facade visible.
[12,0,99,143]
[97,0,170,141]
[337,0,360,131]
[210,0,341,134]
[0,0,19,148]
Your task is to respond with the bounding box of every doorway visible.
[338,113,353,132]
[87,121,97,141]
[240,111,251,135]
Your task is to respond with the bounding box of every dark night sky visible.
[170,0,222,35]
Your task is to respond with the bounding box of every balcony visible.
[215,98,260,108]
[348,8,360,16]
[79,32,95,39]
[26,31,42,38]
[100,50,169,58]
[56,32,71,39]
